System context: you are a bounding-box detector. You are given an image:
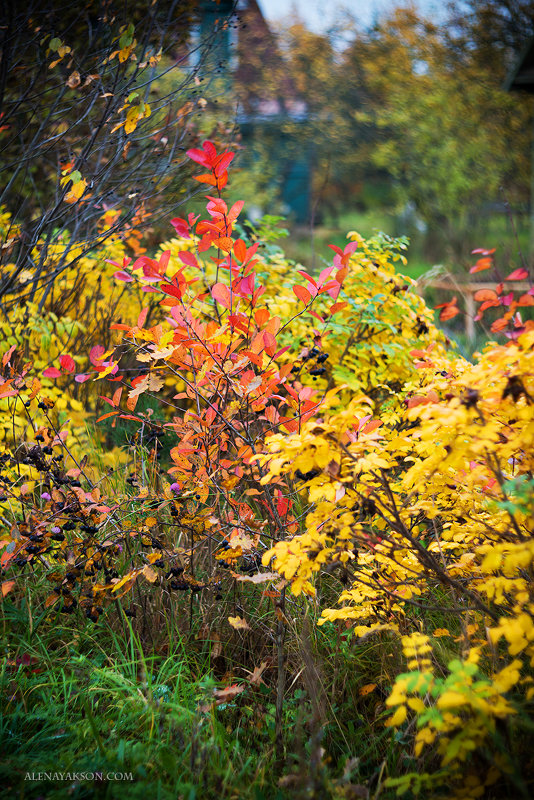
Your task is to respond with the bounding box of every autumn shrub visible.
[1,140,534,798]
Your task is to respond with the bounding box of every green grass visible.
[0,575,409,800]
[280,206,532,283]
[3,552,534,799]
[0,603,278,800]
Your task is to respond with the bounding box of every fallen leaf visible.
[236,571,278,584]
[246,661,268,687]
[66,70,81,88]
[213,684,244,702]
[228,615,250,630]
[433,628,451,637]
[2,580,15,597]
[143,565,158,583]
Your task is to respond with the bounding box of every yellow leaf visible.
[143,565,158,583]
[124,107,139,135]
[66,70,81,88]
[407,697,425,712]
[386,705,407,727]
[228,616,250,630]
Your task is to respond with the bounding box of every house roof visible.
[505,35,534,93]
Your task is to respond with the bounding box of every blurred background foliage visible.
[217,0,534,277]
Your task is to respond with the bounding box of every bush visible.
[1,140,533,799]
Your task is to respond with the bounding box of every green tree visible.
[0,0,227,308]
[348,6,533,260]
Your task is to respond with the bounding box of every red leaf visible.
[318,266,334,285]
[186,147,210,167]
[362,420,382,434]
[158,250,171,273]
[506,268,529,281]
[491,317,508,332]
[178,251,198,268]
[202,140,217,164]
[328,244,344,257]
[206,196,227,216]
[297,270,317,289]
[212,283,232,309]
[161,283,183,300]
[237,273,254,296]
[263,331,277,356]
[42,367,62,379]
[214,152,235,177]
[114,270,134,282]
[293,285,311,304]
[273,345,291,359]
[59,354,76,373]
[436,299,460,322]
[170,217,190,237]
[90,346,106,365]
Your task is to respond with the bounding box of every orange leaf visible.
[96,410,120,423]
[233,238,247,262]
[328,301,348,315]
[293,285,311,305]
[439,304,459,322]
[491,317,508,332]
[255,308,269,326]
[359,683,376,696]
[470,257,493,274]
[361,420,381,434]
[45,593,60,608]
[193,173,217,186]
[213,236,234,252]
[473,289,497,302]
[2,344,16,367]
[1,580,15,597]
